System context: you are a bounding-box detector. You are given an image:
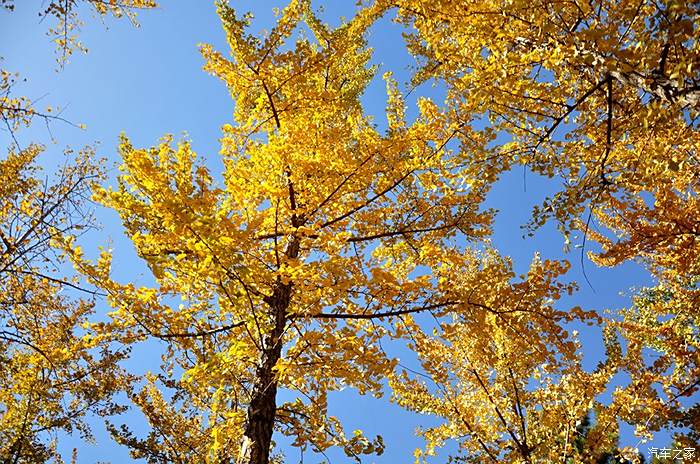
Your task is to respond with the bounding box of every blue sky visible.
[0,1,673,462]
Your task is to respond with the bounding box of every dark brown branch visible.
[599,75,613,185]
[261,80,281,129]
[468,359,529,461]
[320,127,460,229]
[534,79,607,150]
[307,301,458,320]
[151,321,246,340]
[11,269,106,296]
[508,367,529,454]
[306,149,377,218]
[0,103,82,129]
[0,330,57,372]
[347,219,466,243]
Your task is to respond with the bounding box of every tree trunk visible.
[238,285,288,464]
[238,237,299,464]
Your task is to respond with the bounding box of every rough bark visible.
[238,237,299,464]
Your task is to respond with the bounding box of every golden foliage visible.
[378,0,699,459]
[4,0,698,463]
[0,2,155,462]
[0,148,127,463]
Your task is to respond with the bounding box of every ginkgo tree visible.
[0,147,129,464]
[47,0,697,463]
[1,0,157,66]
[1,0,157,136]
[381,0,699,458]
[58,1,577,463]
[389,255,622,463]
[1,1,156,462]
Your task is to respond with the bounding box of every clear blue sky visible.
[1,2,671,462]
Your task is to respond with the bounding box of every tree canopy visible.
[1,1,155,462]
[1,1,698,463]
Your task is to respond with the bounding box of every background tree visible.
[390,255,618,463]
[601,281,699,454]
[0,147,128,464]
[382,0,699,454]
[1,0,157,135]
[35,0,696,462]
[55,1,565,463]
[0,1,156,462]
[570,412,647,464]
